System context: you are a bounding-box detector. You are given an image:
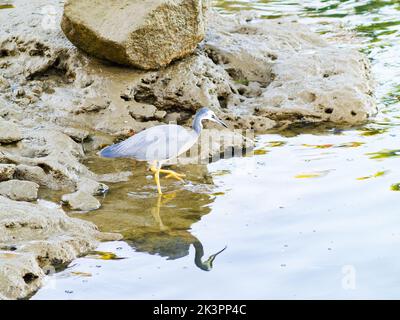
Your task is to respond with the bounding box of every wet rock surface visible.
[61,191,101,211]
[0,164,15,182]
[0,180,39,202]
[175,128,255,165]
[0,196,122,299]
[0,120,22,144]
[0,251,43,300]
[0,0,375,299]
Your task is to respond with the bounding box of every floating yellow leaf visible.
[374,171,386,177]
[357,171,387,180]
[70,271,92,277]
[391,183,400,191]
[212,192,225,196]
[295,170,331,179]
[253,149,269,155]
[359,128,388,136]
[337,142,365,148]
[267,141,287,147]
[86,251,125,260]
[295,173,323,179]
[213,170,231,176]
[0,4,14,9]
[366,149,400,159]
[302,144,334,149]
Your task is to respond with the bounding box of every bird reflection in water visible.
[148,193,226,271]
[74,160,226,272]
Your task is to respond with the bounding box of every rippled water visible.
[34,1,400,299]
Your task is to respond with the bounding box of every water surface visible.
[34,0,400,299]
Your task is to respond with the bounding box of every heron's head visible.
[196,107,228,128]
[194,244,227,271]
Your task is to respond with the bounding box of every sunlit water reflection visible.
[34,0,400,299]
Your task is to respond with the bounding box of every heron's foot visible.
[159,169,186,182]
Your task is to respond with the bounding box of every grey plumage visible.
[100,124,198,162]
[99,107,227,194]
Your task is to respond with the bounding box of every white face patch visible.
[205,110,216,120]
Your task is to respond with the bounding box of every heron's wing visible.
[100,125,197,161]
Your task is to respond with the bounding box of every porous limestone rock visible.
[126,11,376,129]
[0,120,23,144]
[61,178,108,212]
[0,251,44,300]
[1,129,93,191]
[77,178,109,196]
[61,190,101,212]
[174,128,254,165]
[0,164,16,182]
[0,196,122,299]
[0,180,39,202]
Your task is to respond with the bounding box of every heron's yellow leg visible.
[159,169,186,181]
[150,166,162,194]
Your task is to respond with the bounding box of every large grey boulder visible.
[61,0,207,70]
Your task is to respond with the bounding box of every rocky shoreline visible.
[0,0,375,299]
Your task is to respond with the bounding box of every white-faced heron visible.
[100,107,227,194]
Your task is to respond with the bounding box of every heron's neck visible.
[193,241,209,271]
[192,114,203,135]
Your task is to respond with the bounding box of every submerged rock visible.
[77,178,109,196]
[61,0,208,69]
[0,180,39,202]
[61,178,107,212]
[61,191,101,212]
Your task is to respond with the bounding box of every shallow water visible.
[34,0,400,299]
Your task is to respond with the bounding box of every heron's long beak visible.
[213,116,228,128]
[203,246,227,270]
